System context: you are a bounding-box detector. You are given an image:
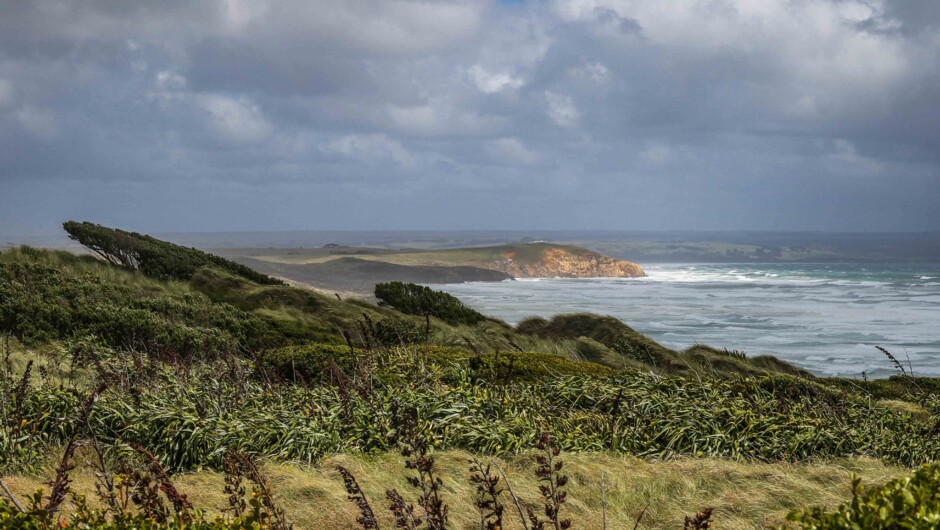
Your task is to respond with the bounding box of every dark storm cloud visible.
[1,0,938,235]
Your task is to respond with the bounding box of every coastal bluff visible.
[218,242,646,292]
[483,245,646,278]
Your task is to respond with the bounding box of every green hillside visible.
[236,242,581,267]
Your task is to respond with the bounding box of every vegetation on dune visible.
[2,337,938,528]
[0,248,271,359]
[518,314,676,364]
[0,450,914,529]
[4,335,939,478]
[261,344,613,386]
[517,314,815,379]
[16,222,814,379]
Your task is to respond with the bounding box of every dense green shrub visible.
[374,281,487,325]
[785,463,940,529]
[0,261,270,358]
[63,221,281,284]
[429,346,615,382]
[819,375,940,401]
[373,318,425,345]
[259,343,611,386]
[189,268,322,312]
[517,313,675,363]
[258,343,355,384]
[518,313,812,378]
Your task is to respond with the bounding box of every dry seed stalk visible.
[337,465,381,529]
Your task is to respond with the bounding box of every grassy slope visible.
[233,242,608,267]
[232,255,512,293]
[3,450,902,530]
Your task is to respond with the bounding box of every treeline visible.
[63,221,281,284]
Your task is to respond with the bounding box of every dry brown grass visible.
[3,450,903,529]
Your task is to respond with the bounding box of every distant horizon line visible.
[4,226,940,240]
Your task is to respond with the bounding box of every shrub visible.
[0,261,270,358]
[433,347,615,382]
[374,318,425,345]
[517,313,675,364]
[190,268,322,312]
[374,282,487,326]
[259,343,611,385]
[785,463,940,529]
[259,343,355,384]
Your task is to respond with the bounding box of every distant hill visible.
[221,242,645,293]
[235,255,512,293]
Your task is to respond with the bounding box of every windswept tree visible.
[63,221,281,284]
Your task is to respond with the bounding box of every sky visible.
[1,0,939,236]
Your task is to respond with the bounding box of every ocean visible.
[436,263,940,378]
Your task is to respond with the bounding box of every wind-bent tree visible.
[63,221,281,284]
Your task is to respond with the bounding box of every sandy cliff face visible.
[487,248,645,278]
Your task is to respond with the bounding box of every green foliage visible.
[570,337,626,368]
[6,347,938,475]
[517,313,813,378]
[517,313,677,365]
[785,463,940,529]
[258,343,611,386]
[374,281,487,326]
[819,375,940,402]
[374,318,425,345]
[428,346,615,382]
[189,268,321,312]
[259,343,355,384]
[63,221,281,284]
[0,259,270,358]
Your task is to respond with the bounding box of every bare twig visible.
[493,462,529,530]
[632,503,650,530]
[0,479,24,513]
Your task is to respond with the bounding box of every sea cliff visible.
[487,246,646,278]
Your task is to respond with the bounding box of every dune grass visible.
[2,450,903,529]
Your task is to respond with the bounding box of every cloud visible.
[155,70,187,93]
[639,143,671,166]
[322,133,416,168]
[0,78,12,107]
[468,64,525,94]
[197,94,272,145]
[829,139,884,175]
[14,105,57,140]
[569,62,609,84]
[544,91,580,127]
[1,0,939,232]
[485,138,541,166]
[385,102,505,137]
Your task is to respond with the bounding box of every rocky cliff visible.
[485,247,645,278]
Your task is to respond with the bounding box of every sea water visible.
[436,263,940,378]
